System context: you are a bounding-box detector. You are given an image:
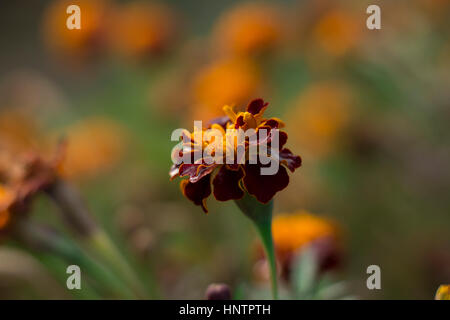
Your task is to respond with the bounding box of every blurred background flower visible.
[107,1,179,60]
[191,58,262,121]
[211,2,284,58]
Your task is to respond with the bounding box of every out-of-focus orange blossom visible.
[212,2,283,57]
[254,211,340,282]
[0,185,14,229]
[435,284,450,300]
[286,83,352,158]
[0,111,43,154]
[108,2,178,59]
[272,211,338,259]
[191,58,261,121]
[41,0,111,61]
[59,118,126,179]
[313,9,361,56]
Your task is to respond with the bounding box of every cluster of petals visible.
[170,99,301,213]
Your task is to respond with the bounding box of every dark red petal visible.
[180,175,211,213]
[179,163,198,178]
[169,163,181,180]
[250,127,287,149]
[226,164,240,171]
[280,148,302,172]
[213,166,245,201]
[179,163,217,183]
[279,131,288,149]
[235,115,245,128]
[247,99,268,115]
[262,118,282,129]
[243,164,289,203]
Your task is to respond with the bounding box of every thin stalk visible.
[88,230,148,298]
[235,194,278,299]
[13,220,136,299]
[253,213,278,300]
[47,179,149,298]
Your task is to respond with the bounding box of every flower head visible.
[170,99,301,213]
[108,2,178,58]
[58,117,126,179]
[313,9,361,56]
[286,83,352,157]
[212,2,283,57]
[435,285,450,300]
[0,144,64,237]
[42,0,111,62]
[192,58,261,121]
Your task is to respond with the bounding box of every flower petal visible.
[262,118,285,129]
[179,163,218,183]
[180,175,212,213]
[247,98,268,116]
[213,166,244,201]
[243,164,289,203]
[280,148,302,172]
[169,163,181,180]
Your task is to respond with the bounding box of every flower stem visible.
[13,220,136,299]
[88,230,148,298]
[47,179,149,298]
[235,194,278,299]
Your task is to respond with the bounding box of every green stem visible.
[88,230,148,299]
[14,220,136,299]
[235,194,278,299]
[254,213,278,299]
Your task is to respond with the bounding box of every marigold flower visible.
[313,9,361,56]
[170,99,301,213]
[42,0,111,62]
[435,284,450,300]
[0,145,64,236]
[0,111,42,154]
[192,58,261,121]
[286,83,352,157]
[212,2,283,57]
[108,2,178,58]
[0,185,15,230]
[58,118,126,179]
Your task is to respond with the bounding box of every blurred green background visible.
[0,0,449,299]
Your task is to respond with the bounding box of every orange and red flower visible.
[0,145,64,237]
[169,99,301,213]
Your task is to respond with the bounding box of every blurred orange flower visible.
[435,284,450,300]
[212,2,284,57]
[42,0,111,61]
[0,145,64,235]
[0,111,44,155]
[313,9,361,56]
[272,212,337,257]
[108,2,178,59]
[0,185,14,230]
[60,118,126,179]
[286,83,353,158]
[192,58,261,121]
